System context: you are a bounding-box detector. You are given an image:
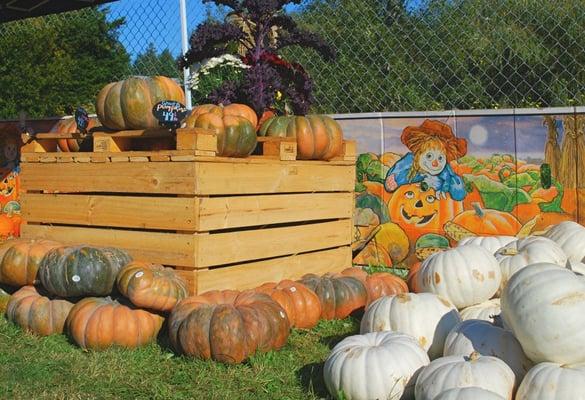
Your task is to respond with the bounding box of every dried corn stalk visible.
[558,115,578,188]
[543,116,561,180]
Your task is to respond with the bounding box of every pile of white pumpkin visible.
[324,221,585,400]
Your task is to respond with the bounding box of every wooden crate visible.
[19,128,356,294]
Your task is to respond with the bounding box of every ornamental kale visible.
[179,0,335,116]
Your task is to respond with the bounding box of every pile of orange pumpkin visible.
[0,237,408,364]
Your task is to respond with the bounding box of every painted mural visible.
[349,114,582,269]
[0,124,21,240]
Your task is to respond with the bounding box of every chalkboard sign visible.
[75,107,90,133]
[152,100,189,128]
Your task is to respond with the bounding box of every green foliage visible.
[0,7,130,119]
[0,315,360,399]
[133,43,180,78]
[288,0,585,113]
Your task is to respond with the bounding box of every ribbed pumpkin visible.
[95,76,185,130]
[452,203,521,236]
[183,103,257,157]
[255,280,321,329]
[116,262,189,312]
[0,286,12,313]
[387,183,464,244]
[168,290,290,364]
[66,296,164,350]
[259,115,344,160]
[299,273,367,320]
[0,239,62,287]
[39,246,132,297]
[6,286,74,336]
[49,117,101,152]
[340,267,408,306]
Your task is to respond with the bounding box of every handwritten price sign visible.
[152,100,189,128]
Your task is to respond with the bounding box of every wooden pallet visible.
[19,130,356,294]
[21,127,357,162]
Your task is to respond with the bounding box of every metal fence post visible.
[179,0,192,109]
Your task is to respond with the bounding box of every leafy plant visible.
[179,0,335,116]
[189,54,249,105]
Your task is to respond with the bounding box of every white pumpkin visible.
[543,221,585,263]
[443,319,533,383]
[414,352,516,400]
[501,262,585,364]
[416,244,501,309]
[323,331,430,400]
[458,235,516,254]
[516,362,585,400]
[434,387,506,400]
[496,236,567,291]
[569,260,585,276]
[360,293,461,360]
[459,299,503,326]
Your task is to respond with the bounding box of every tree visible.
[133,43,180,78]
[287,0,585,113]
[0,7,130,119]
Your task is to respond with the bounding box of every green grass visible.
[0,314,361,400]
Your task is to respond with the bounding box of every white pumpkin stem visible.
[467,351,481,362]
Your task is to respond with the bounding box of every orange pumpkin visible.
[66,296,164,350]
[406,262,423,292]
[0,238,62,287]
[255,280,321,329]
[451,203,521,236]
[49,117,101,152]
[183,104,257,157]
[340,268,408,305]
[353,241,393,267]
[259,115,344,160]
[513,202,542,224]
[387,183,464,244]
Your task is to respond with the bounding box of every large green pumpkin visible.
[183,104,257,157]
[259,115,344,160]
[38,246,132,297]
[95,76,185,130]
[298,273,367,320]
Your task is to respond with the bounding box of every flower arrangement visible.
[179,0,335,117]
[189,54,250,105]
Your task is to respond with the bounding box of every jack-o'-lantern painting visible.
[348,114,581,269]
[0,124,21,241]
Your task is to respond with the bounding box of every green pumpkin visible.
[38,246,132,297]
[299,273,367,320]
[415,233,450,261]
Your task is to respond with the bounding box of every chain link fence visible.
[1,0,584,118]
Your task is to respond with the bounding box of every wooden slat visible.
[196,219,352,267]
[198,192,353,231]
[195,162,355,195]
[20,162,197,194]
[21,194,198,231]
[21,224,196,267]
[196,246,351,293]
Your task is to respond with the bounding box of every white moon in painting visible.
[469,124,489,146]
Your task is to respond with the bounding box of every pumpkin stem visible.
[467,351,480,362]
[471,202,484,218]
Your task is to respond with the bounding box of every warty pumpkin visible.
[39,246,132,297]
[66,296,164,350]
[183,103,257,157]
[259,115,344,160]
[0,239,62,287]
[168,290,290,364]
[298,273,367,320]
[6,285,74,336]
[116,262,189,312]
[255,280,321,329]
[96,76,185,130]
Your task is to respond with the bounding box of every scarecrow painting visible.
[384,119,467,201]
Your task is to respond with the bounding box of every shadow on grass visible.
[297,361,330,399]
